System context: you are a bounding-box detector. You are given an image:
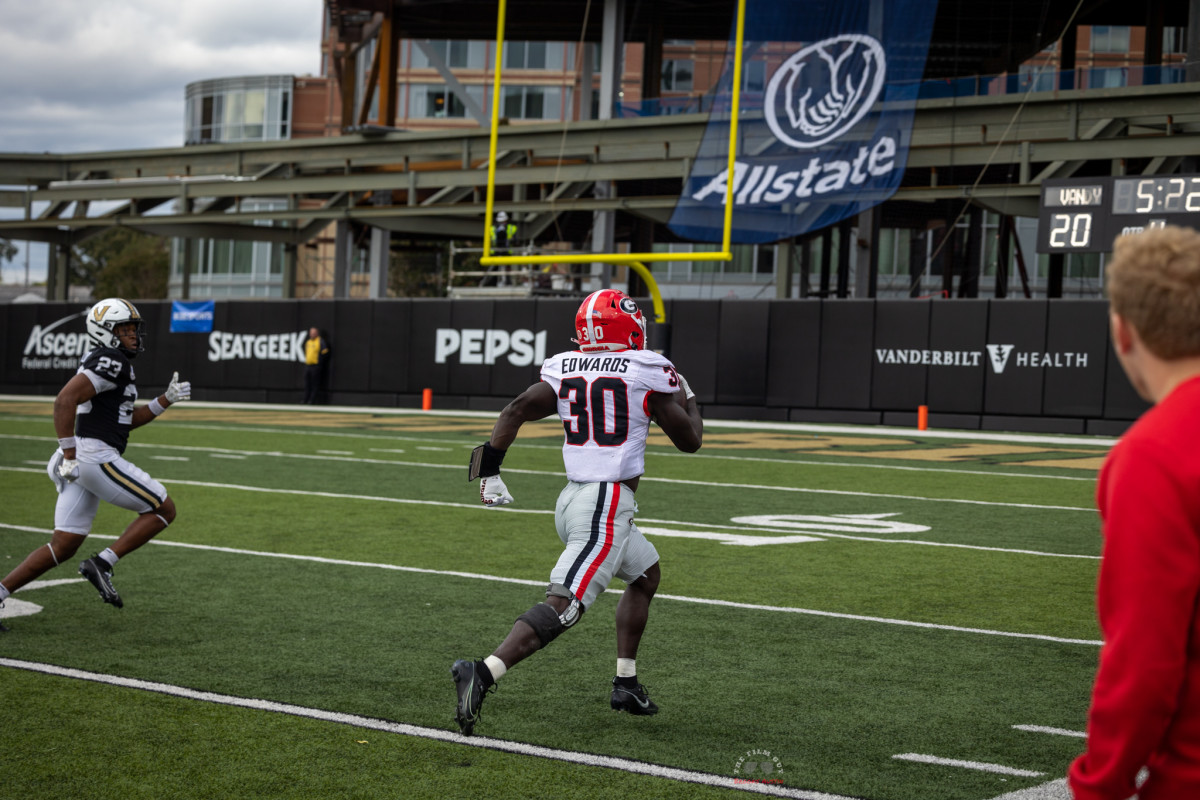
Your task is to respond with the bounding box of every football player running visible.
[0,298,191,629]
[453,289,702,735]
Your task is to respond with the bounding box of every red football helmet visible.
[573,289,646,352]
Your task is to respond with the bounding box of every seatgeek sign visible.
[207,331,308,362]
[16,310,312,370]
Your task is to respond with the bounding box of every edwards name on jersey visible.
[75,346,139,453]
[541,348,681,484]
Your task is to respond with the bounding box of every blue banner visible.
[170,300,215,333]
[669,0,938,244]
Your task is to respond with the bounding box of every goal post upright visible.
[481,0,510,263]
[480,0,747,273]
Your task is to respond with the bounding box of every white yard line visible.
[0,465,1099,559]
[0,454,1094,513]
[892,753,1045,778]
[0,423,1107,483]
[0,522,1102,646]
[985,780,1071,800]
[0,397,1122,448]
[0,657,859,800]
[1012,725,1085,738]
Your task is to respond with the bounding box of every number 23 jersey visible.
[540,349,681,483]
[75,346,138,455]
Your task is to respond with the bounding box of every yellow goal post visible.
[479,0,748,322]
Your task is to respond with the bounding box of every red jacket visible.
[1069,376,1200,799]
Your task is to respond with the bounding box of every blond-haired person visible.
[1070,225,1200,799]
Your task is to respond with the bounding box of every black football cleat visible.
[0,602,9,633]
[451,659,493,736]
[611,677,659,715]
[79,555,123,609]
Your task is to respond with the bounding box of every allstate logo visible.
[765,34,886,150]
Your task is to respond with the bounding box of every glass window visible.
[756,244,774,275]
[242,90,266,139]
[502,86,524,118]
[184,76,291,145]
[200,96,215,141]
[1091,26,1130,54]
[1164,27,1186,54]
[743,60,766,92]
[1089,67,1127,88]
[1065,252,1101,279]
[500,86,562,120]
[232,240,253,274]
[505,41,552,69]
[1018,63,1055,92]
[877,229,913,277]
[412,39,486,69]
[447,40,469,68]
[408,83,481,118]
[662,59,694,92]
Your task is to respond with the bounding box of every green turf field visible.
[0,398,1111,800]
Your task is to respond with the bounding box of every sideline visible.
[0,657,861,800]
[0,460,1094,514]
[0,395,1121,447]
[0,463,1099,555]
[0,522,1103,646]
[0,428,1102,483]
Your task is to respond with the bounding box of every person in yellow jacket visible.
[303,327,330,404]
[490,211,518,252]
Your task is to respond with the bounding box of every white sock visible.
[99,548,119,567]
[484,655,507,682]
[617,658,637,678]
[0,582,10,601]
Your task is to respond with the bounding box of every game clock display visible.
[1036,175,1200,254]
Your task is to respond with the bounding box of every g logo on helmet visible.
[618,297,640,315]
[764,34,886,150]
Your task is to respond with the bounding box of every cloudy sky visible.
[0,0,325,284]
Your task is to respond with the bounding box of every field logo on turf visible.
[733,748,785,785]
[638,513,931,547]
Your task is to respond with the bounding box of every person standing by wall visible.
[303,327,330,404]
[1069,226,1200,799]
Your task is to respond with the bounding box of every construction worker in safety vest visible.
[490,211,518,252]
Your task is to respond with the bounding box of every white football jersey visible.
[541,348,681,483]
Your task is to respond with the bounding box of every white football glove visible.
[47,450,68,491]
[481,474,514,508]
[676,372,695,400]
[58,457,80,483]
[165,371,191,403]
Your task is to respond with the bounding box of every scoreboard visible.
[1036,175,1200,253]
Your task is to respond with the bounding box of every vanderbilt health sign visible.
[0,298,1143,434]
[670,0,938,243]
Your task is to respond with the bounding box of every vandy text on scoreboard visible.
[1037,174,1200,254]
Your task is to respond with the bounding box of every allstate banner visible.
[669,0,938,243]
[170,300,215,333]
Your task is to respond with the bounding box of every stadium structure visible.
[0,0,1195,303]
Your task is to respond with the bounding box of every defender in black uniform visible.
[0,298,192,629]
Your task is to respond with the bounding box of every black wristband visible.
[469,441,507,480]
[480,442,506,476]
